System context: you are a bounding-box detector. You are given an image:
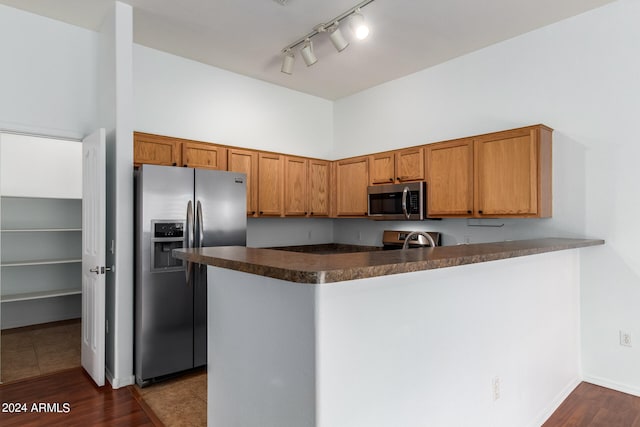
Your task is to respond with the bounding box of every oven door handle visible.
[402,186,410,219]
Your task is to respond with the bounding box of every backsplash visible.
[248,216,579,249]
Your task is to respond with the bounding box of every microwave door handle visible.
[185,200,194,285]
[402,186,410,219]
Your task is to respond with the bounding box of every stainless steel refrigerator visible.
[135,164,246,386]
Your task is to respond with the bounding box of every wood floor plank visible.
[543,382,640,427]
[0,367,158,426]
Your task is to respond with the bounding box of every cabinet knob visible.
[259,211,263,215]
[310,212,314,216]
[183,164,187,167]
[478,210,483,214]
[172,162,177,166]
[396,177,400,181]
[251,211,256,215]
[389,178,394,182]
[467,210,472,214]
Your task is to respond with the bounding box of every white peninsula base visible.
[206,250,581,427]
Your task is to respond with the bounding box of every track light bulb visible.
[329,23,349,52]
[281,49,295,74]
[300,38,317,66]
[350,9,369,40]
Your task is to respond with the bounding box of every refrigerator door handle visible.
[196,200,204,248]
[185,200,194,285]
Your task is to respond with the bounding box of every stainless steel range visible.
[382,230,441,249]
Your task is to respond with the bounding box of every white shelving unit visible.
[1,133,83,329]
[0,197,83,329]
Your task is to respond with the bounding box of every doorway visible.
[0,132,83,384]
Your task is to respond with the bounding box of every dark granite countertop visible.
[173,238,604,284]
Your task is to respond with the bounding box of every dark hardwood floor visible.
[2,371,640,426]
[0,367,160,426]
[543,382,640,427]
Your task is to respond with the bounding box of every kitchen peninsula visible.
[174,237,603,427]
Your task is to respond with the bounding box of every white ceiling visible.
[1,0,616,100]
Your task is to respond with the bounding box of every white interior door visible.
[81,128,106,386]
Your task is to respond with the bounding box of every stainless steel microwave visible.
[367,182,427,220]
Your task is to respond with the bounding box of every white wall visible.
[0,4,97,139]
[133,45,334,159]
[0,134,82,198]
[333,0,640,396]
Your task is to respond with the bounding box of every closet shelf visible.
[1,258,82,267]
[1,288,82,303]
[1,228,81,232]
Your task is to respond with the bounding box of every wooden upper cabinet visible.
[426,139,474,217]
[257,152,284,216]
[369,152,395,185]
[228,148,258,216]
[284,156,308,216]
[474,125,552,218]
[284,157,331,217]
[396,147,425,182]
[369,147,424,185]
[334,156,369,217]
[182,141,227,170]
[133,132,181,167]
[426,125,552,218]
[308,159,330,217]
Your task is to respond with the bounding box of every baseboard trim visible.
[582,375,640,397]
[106,368,135,389]
[527,377,581,427]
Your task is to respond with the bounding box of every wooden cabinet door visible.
[369,152,395,185]
[308,159,330,217]
[396,147,424,182]
[258,153,283,216]
[228,148,258,216]
[426,139,474,217]
[335,156,369,217]
[474,128,539,217]
[182,141,227,170]
[133,132,180,167]
[284,156,308,216]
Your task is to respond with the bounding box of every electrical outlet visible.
[620,330,632,347]
[492,376,501,401]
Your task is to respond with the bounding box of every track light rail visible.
[281,0,375,53]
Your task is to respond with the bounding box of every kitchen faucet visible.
[402,231,436,249]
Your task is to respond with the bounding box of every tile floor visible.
[135,368,207,427]
[1,319,81,383]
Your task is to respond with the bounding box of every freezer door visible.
[193,169,247,367]
[135,165,195,382]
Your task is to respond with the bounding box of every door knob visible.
[89,266,100,274]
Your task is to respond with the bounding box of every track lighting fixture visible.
[329,22,349,52]
[280,49,295,74]
[350,9,370,40]
[300,39,317,66]
[280,0,374,75]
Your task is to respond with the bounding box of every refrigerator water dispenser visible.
[151,221,185,271]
